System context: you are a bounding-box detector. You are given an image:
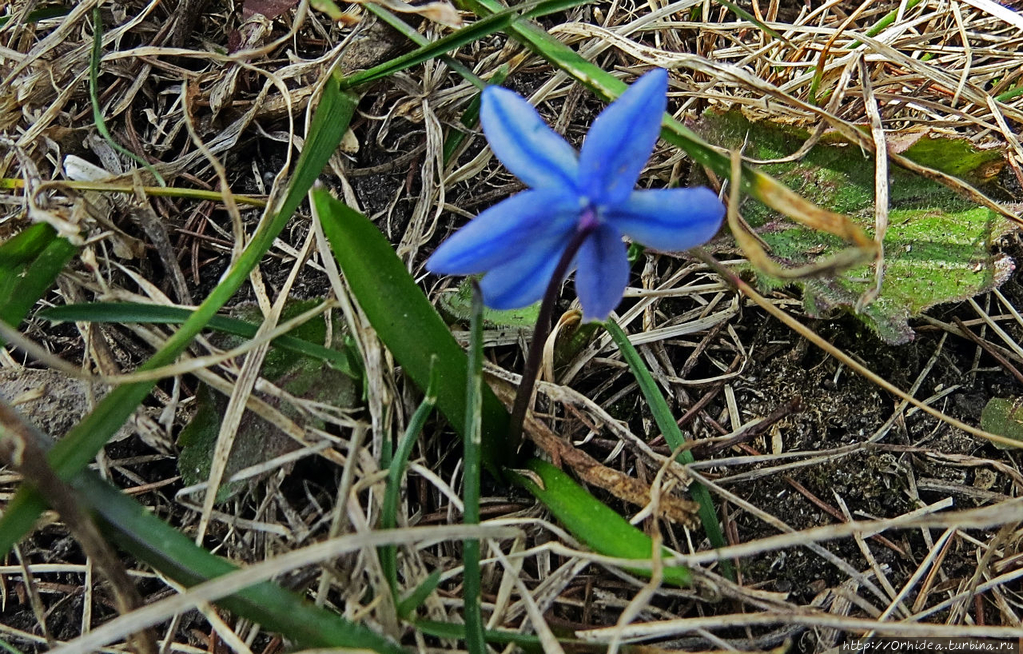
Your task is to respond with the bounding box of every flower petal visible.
[578,69,668,206]
[575,224,629,322]
[480,86,579,190]
[478,234,570,310]
[426,188,579,276]
[604,187,725,251]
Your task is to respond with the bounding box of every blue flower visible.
[427,68,726,321]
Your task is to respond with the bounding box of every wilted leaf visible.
[696,109,1015,343]
[178,299,357,502]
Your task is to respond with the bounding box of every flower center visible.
[578,201,600,231]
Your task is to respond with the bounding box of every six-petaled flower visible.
[427,68,726,321]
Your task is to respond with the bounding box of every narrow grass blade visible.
[2,396,401,653]
[339,0,590,91]
[363,4,482,88]
[0,5,70,28]
[40,302,357,377]
[510,458,690,586]
[81,469,403,652]
[90,6,164,186]
[312,188,511,475]
[714,0,788,43]
[0,224,76,339]
[442,65,509,165]
[397,569,442,617]
[415,619,659,653]
[416,619,546,653]
[0,79,359,557]
[462,283,486,654]
[0,178,267,206]
[381,360,439,605]
[604,320,734,580]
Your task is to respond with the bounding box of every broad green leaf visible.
[510,458,690,586]
[312,188,512,476]
[981,397,1023,450]
[0,78,359,558]
[177,300,357,502]
[438,279,539,330]
[696,109,1015,343]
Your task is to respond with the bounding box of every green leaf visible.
[312,188,512,476]
[604,320,733,580]
[381,361,438,605]
[981,397,1023,450]
[40,302,357,377]
[0,223,76,339]
[696,109,1015,343]
[339,0,591,91]
[397,569,442,617]
[0,78,359,558]
[79,471,403,653]
[437,278,539,329]
[511,458,690,586]
[177,300,357,502]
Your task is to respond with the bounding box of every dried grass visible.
[2,0,1023,651]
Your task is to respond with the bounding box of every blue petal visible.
[575,224,629,322]
[577,69,668,206]
[480,86,579,190]
[479,233,571,310]
[426,188,579,276]
[604,187,724,251]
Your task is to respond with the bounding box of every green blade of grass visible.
[90,6,165,186]
[0,223,76,342]
[415,618,658,653]
[604,320,733,580]
[462,283,486,654]
[397,569,443,617]
[312,187,512,476]
[380,360,439,605]
[82,472,404,653]
[0,399,402,652]
[442,65,509,165]
[339,0,591,91]
[416,619,546,653]
[0,78,359,558]
[0,5,71,28]
[40,302,356,378]
[510,458,690,586]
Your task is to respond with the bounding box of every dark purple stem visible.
[507,222,597,453]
